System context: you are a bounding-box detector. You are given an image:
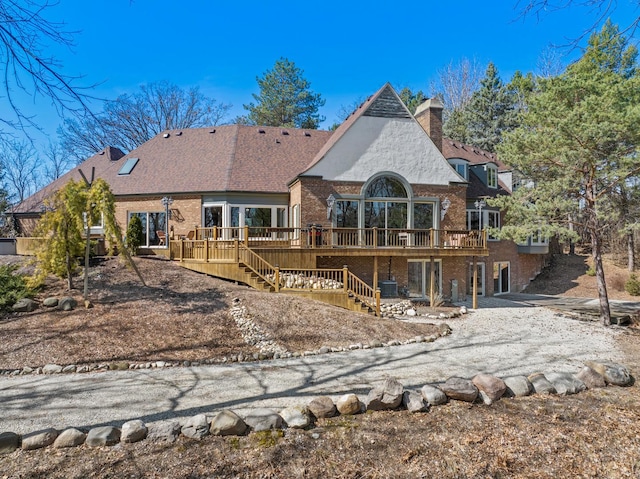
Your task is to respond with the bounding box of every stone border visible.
[0,299,456,377]
[0,359,632,455]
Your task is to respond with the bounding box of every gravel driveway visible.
[0,299,625,435]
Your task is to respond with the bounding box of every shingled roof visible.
[442,139,510,171]
[15,125,332,213]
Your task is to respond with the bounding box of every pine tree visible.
[465,63,520,153]
[243,58,325,129]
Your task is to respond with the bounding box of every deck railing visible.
[190,226,486,250]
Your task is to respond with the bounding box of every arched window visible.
[364,176,409,230]
[365,176,408,199]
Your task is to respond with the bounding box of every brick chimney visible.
[414,98,444,153]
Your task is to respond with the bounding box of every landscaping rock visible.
[121,420,147,443]
[58,296,78,311]
[438,323,452,336]
[210,410,247,436]
[21,428,58,450]
[365,377,404,411]
[244,408,283,432]
[181,414,210,439]
[421,384,448,406]
[43,297,59,307]
[528,373,557,395]
[62,365,77,373]
[440,377,478,402]
[576,366,606,389]
[86,426,121,447]
[147,421,182,442]
[402,390,427,413]
[584,360,632,386]
[336,394,362,415]
[0,432,21,455]
[53,428,86,448]
[42,364,63,374]
[279,406,311,429]
[503,376,534,397]
[308,396,337,419]
[545,372,586,396]
[12,298,37,312]
[472,373,507,405]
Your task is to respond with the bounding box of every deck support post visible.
[275,265,280,292]
[373,256,379,295]
[375,288,381,317]
[343,265,348,293]
[244,226,249,247]
[429,255,435,306]
[180,240,184,262]
[472,256,478,309]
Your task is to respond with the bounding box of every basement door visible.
[407,260,441,299]
[468,262,485,297]
[493,261,510,294]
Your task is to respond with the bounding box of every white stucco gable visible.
[302,84,462,186]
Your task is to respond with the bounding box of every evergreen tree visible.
[465,63,520,153]
[398,87,427,114]
[493,23,640,325]
[243,58,325,129]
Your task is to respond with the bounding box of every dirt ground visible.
[2,253,640,478]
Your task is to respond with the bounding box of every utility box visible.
[450,279,459,302]
[378,280,398,298]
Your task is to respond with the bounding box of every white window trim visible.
[486,164,498,188]
[448,159,469,181]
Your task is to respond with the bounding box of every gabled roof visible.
[15,126,332,213]
[466,169,510,199]
[302,83,412,172]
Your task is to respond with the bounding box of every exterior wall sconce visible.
[326,193,336,221]
[440,197,451,220]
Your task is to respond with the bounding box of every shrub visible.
[0,264,34,312]
[586,266,596,276]
[126,215,144,255]
[625,274,640,296]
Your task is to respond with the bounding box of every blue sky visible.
[15,0,640,150]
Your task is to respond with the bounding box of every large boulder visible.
[43,297,59,308]
[21,428,58,450]
[53,428,86,448]
[503,376,534,398]
[576,366,606,389]
[440,377,478,403]
[42,364,63,374]
[584,360,632,386]
[279,406,311,429]
[86,426,121,447]
[121,420,148,443]
[244,409,283,432]
[365,377,404,411]
[545,372,587,396]
[0,432,21,455]
[12,298,37,312]
[421,384,448,406]
[336,394,362,415]
[402,390,427,413]
[472,373,507,405]
[308,396,337,419]
[528,373,557,395]
[58,296,78,311]
[210,410,247,436]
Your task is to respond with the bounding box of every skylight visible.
[118,158,139,175]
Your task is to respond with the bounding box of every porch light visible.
[474,199,486,230]
[440,197,451,220]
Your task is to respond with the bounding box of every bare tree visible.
[429,57,484,114]
[518,0,640,44]
[43,141,73,182]
[59,81,232,161]
[0,140,41,203]
[536,46,567,77]
[0,0,93,139]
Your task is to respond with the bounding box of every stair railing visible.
[347,271,381,316]
[238,244,277,289]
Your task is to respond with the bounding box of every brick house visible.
[13,83,548,311]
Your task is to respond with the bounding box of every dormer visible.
[470,161,499,189]
[447,158,469,181]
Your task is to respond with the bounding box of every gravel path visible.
[0,301,625,435]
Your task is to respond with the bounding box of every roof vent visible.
[176,131,182,136]
[304,132,311,137]
[163,133,170,138]
[275,139,280,144]
[258,129,266,134]
[99,151,105,155]
[209,129,216,134]
[281,130,289,135]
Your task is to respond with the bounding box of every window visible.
[448,159,469,181]
[364,176,409,232]
[487,211,500,240]
[128,211,166,247]
[244,207,271,227]
[467,209,500,238]
[486,165,498,188]
[531,231,548,245]
[118,158,139,175]
[204,206,222,227]
[336,200,358,228]
[365,176,408,198]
